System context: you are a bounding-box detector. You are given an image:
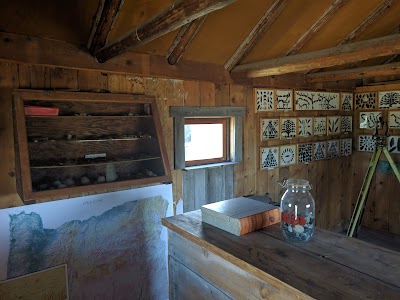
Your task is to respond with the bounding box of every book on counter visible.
[201,197,280,236]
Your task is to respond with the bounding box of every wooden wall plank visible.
[17,64,31,88]
[243,86,256,196]
[199,81,216,106]
[30,66,51,89]
[207,167,225,203]
[183,80,201,106]
[183,170,195,212]
[77,70,108,91]
[49,67,78,89]
[193,169,207,208]
[215,83,230,106]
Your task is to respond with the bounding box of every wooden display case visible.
[13,90,171,203]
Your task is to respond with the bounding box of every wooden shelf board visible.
[30,156,161,169]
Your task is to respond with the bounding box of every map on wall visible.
[0,185,174,300]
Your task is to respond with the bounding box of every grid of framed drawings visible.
[260,138,353,170]
[260,116,352,140]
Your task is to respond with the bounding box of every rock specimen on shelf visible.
[81,176,90,185]
[106,163,118,182]
[97,176,106,183]
[64,178,75,187]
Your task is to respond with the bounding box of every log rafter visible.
[88,0,124,55]
[95,0,235,63]
[224,0,288,71]
[166,16,207,65]
[231,34,400,78]
[307,62,400,83]
[285,0,347,56]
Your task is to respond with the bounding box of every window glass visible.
[184,118,229,165]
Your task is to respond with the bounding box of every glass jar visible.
[279,178,315,242]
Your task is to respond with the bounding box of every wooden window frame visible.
[170,106,244,170]
[184,117,230,166]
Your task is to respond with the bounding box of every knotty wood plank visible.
[49,67,78,90]
[0,32,233,84]
[30,65,51,89]
[95,0,235,62]
[77,70,108,91]
[285,0,347,56]
[163,211,400,299]
[224,0,288,71]
[215,83,230,106]
[243,86,256,196]
[166,16,207,65]
[183,80,201,106]
[231,34,400,78]
[88,0,124,54]
[200,81,216,106]
[373,171,390,231]
[307,62,400,83]
[17,64,31,88]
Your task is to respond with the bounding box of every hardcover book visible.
[201,197,280,236]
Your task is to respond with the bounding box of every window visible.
[170,106,244,169]
[184,118,229,166]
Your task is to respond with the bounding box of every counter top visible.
[163,210,400,299]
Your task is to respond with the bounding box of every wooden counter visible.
[162,210,400,300]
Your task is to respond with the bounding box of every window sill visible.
[183,161,238,171]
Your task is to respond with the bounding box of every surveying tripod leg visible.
[347,147,382,237]
[382,147,400,183]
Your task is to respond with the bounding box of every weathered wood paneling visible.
[1,58,397,235]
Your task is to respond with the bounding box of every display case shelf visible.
[13,90,171,203]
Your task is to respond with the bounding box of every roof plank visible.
[223,0,288,71]
[307,62,400,82]
[95,0,235,63]
[88,0,124,54]
[231,34,400,78]
[285,0,347,56]
[166,16,207,65]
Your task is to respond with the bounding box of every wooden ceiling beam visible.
[307,62,400,83]
[166,16,207,65]
[87,0,124,54]
[95,0,235,63]
[309,0,394,73]
[285,0,347,56]
[224,0,288,71]
[231,34,400,78]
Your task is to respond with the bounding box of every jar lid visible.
[280,178,312,189]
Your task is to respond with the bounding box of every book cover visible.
[201,197,280,236]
